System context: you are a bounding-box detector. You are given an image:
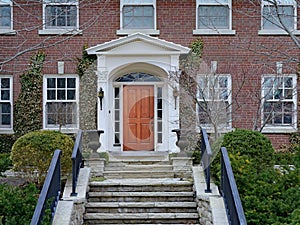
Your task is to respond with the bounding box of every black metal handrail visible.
[200,128,212,193]
[30,150,62,225]
[220,147,247,225]
[71,129,83,196]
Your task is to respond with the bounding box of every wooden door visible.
[123,85,154,151]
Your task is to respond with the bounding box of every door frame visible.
[112,82,164,152]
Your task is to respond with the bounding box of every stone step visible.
[108,151,169,162]
[89,179,193,192]
[85,202,198,213]
[83,212,200,224]
[104,164,173,171]
[103,171,175,179]
[88,191,195,202]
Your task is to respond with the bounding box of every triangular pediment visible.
[86,33,190,56]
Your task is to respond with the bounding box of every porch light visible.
[98,88,104,110]
[173,87,179,110]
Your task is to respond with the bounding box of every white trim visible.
[0,75,13,133]
[258,29,300,35]
[0,29,16,35]
[119,0,157,33]
[38,29,82,35]
[43,74,79,132]
[195,0,234,33]
[193,29,236,35]
[261,74,297,133]
[116,29,160,35]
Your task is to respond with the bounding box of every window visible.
[197,75,232,131]
[44,76,79,130]
[194,0,235,35]
[118,0,159,35]
[0,76,12,131]
[260,0,298,34]
[261,75,297,132]
[40,0,80,35]
[0,0,13,32]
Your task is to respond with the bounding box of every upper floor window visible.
[43,75,79,131]
[197,74,232,132]
[117,0,159,35]
[0,0,12,31]
[261,75,297,132]
[0,76,12,132]
[40,0,81,35]
[194,0,235,35]
[259,0,299,35]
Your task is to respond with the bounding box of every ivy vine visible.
[76,44,96,78]
[14,51,46,138]
[190,39,204,57]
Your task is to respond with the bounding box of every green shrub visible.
[221,129,275,170]
[210,129,300,225]
[0,135,16,154]
[11,130,74,184]
[0,183,39,225]
[0,153,11,175]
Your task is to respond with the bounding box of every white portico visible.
[87,33,190,153]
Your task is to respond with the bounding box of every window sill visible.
[193,29,236,35]
[0,29,16,35]
[258,29,300,36]
[261,126,297,133]
[38,29,82,35]
[116,29,160,36]
[0,129,14,134]
[43,127,79,133]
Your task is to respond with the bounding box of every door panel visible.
[123,85,154,151]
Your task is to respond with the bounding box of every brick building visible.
[0,0,299,151]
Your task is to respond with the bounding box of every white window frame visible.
[43,75,79,132]
[0,76,13,133]
[117,0,160,35]
[39,0,82,35]
[261,74,297,133]
[196,74,232,133]
[259,0,300,35]
[0,0,15,35]
[193,0,235,35]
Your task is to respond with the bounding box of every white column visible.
[97,70,109,152]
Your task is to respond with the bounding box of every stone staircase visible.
[83,152,200,224]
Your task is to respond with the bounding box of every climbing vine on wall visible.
[76,44,96,78]
[14,51,46,138]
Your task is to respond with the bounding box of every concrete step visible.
[83,212,200,224]
[85,202,198,213]
[104,164,173,171]
[103,170,175,179]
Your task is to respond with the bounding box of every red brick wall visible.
[0,0,299,149]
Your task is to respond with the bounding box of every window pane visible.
[45,5,77,28]
[57,78,65,88]
[47,78,56,88]
[1,78,9,88]
[198,6,229,29]
[1,90,9,100]
[47,90,55,100]
[0,6,11,28]
[123,5,154,29]
[67,90,75,100]
[67,78,75,88]
[57,90,66,100]
[263,5,294,30]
